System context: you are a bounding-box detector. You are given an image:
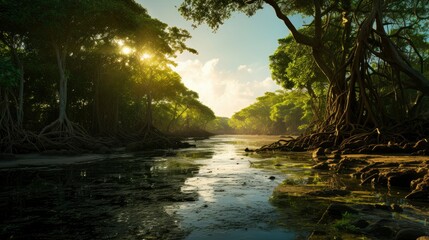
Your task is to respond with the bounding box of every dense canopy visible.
[0,0,213,153]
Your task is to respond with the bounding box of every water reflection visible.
[0,153,200,239]
[174,135,305,239]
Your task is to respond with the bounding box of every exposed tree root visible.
[124,124,194,152]
[254,119,429,155]
[34,116,117,154]
[0,89,40,154]
[0,127,40,154]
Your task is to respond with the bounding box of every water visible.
[173,136,307,239]
[0,135,427,239]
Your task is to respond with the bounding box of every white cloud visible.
[173,58,280,117]
[238,64,253,73]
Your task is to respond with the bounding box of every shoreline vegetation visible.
[248,134,429,202]
[246,137,429,239]
[245,138,429,240]
[0,128,217,160]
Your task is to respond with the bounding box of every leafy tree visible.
[179,0,429,147]
[270,34,327,123]
[0,0,212,153]
[229,91,286,134]
[207,117,234,134]
[270,90,312,133]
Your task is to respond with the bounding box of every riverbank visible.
[264,149,429,239]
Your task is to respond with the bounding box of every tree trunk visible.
[167,104,188,132]
[17,63,24,127]
[53,42,68,123]
[145,93,153,131]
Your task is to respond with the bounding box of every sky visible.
[137,0,292,117]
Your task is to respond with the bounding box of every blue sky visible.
[137,0,293,117]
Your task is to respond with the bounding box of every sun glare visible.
[116,39,124,46]
[121,46,133,55]
[140,53,152,61]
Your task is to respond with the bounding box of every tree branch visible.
[263,0,315,46]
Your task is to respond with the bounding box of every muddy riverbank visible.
[1,135,429,239]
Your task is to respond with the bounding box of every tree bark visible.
[53,42,68,123]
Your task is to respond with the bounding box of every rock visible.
[388,169,424,189]
[312,162,330,170]
[268,176,276,180]
[414,139,429,150]
[325,203,358,219]
[244,147,254,152]
[366,224,395,239]
[395,228,427,240]
[352,219,369,229]
[312,147,326,158]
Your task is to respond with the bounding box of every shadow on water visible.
[0,151,206,240]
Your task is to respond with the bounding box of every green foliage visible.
[207,117,234,134]
[229,92,280,134]
[271,90,311,132]
[179,0,429,135]
[0,54,19,88]
[179,0,264,30]
[332,212,360,233]
[0,0,216,137]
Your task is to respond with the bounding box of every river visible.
[0,135,427,239]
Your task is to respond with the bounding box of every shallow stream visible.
[0,135,427,239]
